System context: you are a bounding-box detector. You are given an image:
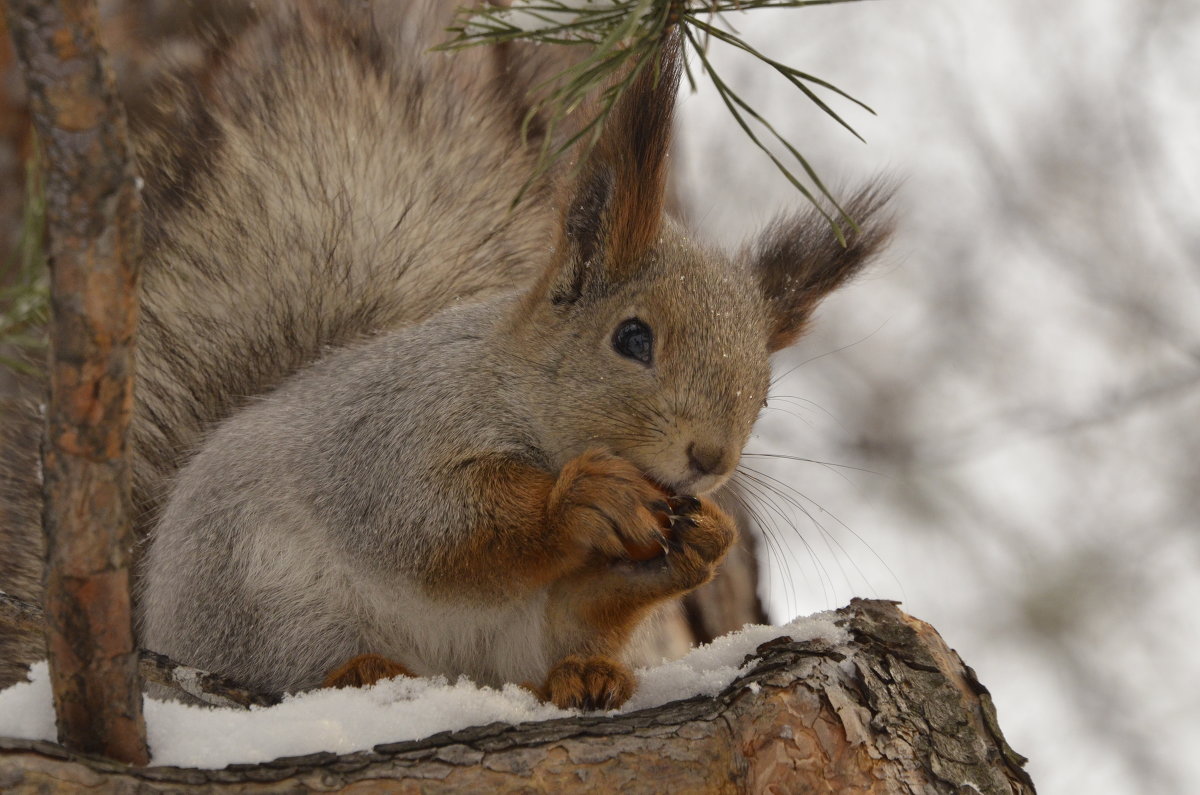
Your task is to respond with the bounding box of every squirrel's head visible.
[510,36,892,496]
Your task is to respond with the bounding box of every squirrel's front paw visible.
[657,494,737,592]
[541,655,635,710]
[548,449,669,563]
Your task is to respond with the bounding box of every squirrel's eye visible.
[612,318,653,365]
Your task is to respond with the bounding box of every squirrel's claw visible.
[666,494,701,515]
[665,495,702,537]
[652,529,671,557]
[667,514,697,532]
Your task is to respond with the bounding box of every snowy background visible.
[675,1,1200,793]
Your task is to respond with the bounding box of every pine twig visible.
[440,0,875,239]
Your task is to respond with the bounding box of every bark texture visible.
[0,600,1035,793]
[2,0,146,764]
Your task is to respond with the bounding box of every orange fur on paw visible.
[322,654,415,689]
[542,654,636,711]
[620,532,668,562]
[665,495,737,591]
[621,483,675,561]
[549,449,669,563]
[555,494,737,652]
[424,451,676,599]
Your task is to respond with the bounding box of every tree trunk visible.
[0,600,1035,793]
[2,0,146,765]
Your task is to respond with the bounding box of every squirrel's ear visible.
[547,36,682,304]
[751,184,895,352]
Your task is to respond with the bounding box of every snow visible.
[0,613,844,769]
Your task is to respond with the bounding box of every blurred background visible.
[2,1,1196,792]
[675,1,1200,793]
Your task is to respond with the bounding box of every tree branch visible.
[0,600,1035,792]
[1,0,146,764]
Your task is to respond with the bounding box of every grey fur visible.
[0,0,571,687]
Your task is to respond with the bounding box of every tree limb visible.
[0,600,1036,793]
[2,0,146,764]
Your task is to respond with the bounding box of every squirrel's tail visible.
[0,397,46,687]
[129,1,578,514]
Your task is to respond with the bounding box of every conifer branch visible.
[440,0,876,239]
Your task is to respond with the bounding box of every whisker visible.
[741,452,883,479]
[719,485,781,619]
[729,468,835,598]
[738,463,904,600]
[769,320,890,389]
[736,466,860,604]
[764,394,848,433]
[724,479,797,618]
[732,470,836,610]
[761,405,819,430]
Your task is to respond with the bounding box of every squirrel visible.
[0,1,892,708]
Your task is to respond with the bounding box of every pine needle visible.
[438,0,876,240]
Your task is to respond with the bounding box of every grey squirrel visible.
[0,1,891,707]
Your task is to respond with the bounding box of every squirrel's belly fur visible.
[0,0,893,705]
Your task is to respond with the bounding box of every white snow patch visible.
[624,612,843,711]
[0,667,55,743]
[0,613,844,769]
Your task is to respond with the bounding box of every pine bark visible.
[0,600,1035,793]
[2,0,146,765]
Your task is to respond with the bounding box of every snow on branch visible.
[0,600,1036,792]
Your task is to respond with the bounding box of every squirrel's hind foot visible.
[323,654,415,689]
[540,654,636,711]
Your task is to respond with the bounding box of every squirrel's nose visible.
[686,442,729,477]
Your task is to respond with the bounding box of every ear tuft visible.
[550,34,683,303]
[751,183,896,351]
